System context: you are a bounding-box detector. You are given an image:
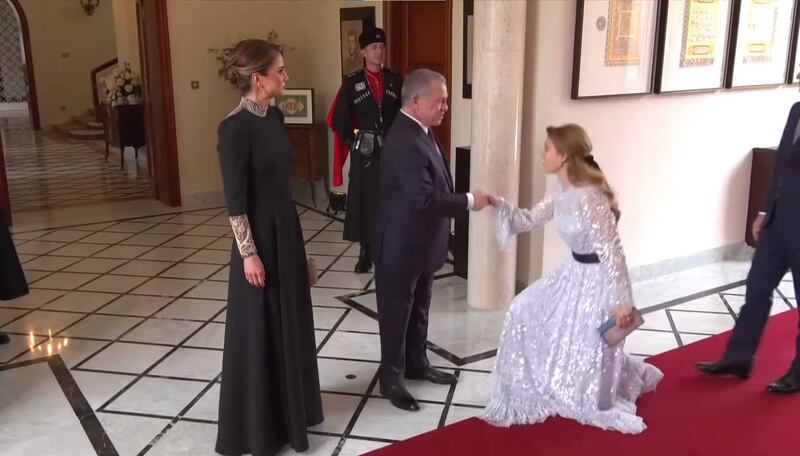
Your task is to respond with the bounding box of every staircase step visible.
[74,114,103,129]
[54,123,104,140]
[68,128,104,140]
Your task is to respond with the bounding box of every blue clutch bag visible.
[597,308,643,346]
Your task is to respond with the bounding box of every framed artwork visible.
[273,89,314,125]
[463,0,474,98]
[725,0,797,88]
[654,0,733,93]
[786,1,800,84]
[572,0,661,99]
[339,7,376,76]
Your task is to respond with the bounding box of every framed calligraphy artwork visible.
[789,6,800,84]
[725,0,796,88]
[654,0,733,93]
[572,0,660,99]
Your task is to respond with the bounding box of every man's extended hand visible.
[752,213,765,243]
[471,190,491,211]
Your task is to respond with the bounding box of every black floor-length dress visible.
[1,209,28,301]
[215,104,323,456]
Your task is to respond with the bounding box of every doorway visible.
[0,0,181,225]
[385,0,453,160]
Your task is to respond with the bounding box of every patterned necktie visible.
[427,129,452,188]
[427,129,441,156]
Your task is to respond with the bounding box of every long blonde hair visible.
[546,124,620,221]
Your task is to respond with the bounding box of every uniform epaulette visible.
[345,70,364,79]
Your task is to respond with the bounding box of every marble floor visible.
[0,200,796,456]
[1,117,151,213]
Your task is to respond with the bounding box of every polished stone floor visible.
[1,196,796,455]
[1,117,151,213]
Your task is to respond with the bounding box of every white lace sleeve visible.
[494,193,555,251]
[584,189,633,312]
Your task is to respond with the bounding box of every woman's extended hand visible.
[614,307,635,330]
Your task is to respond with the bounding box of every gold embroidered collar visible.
[240,97,268,117]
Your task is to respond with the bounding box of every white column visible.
[467,0,527,310]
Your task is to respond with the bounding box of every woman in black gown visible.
[1,208,29,345]
[215,39,323,456]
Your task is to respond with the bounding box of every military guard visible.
[326,27,402,273]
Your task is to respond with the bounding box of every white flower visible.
[127,95,137,104]
[124,84,133,93]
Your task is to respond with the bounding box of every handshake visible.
[470,190,497,211]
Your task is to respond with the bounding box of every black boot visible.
[354,243,372,274]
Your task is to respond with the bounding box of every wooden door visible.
[386,0,453,160]
[137,0,181,206]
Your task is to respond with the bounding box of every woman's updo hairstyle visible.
[222,39,283,95]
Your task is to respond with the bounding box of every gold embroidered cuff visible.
[229,214,257,257]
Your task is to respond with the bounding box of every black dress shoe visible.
[379,382,420,411]
[696,359,751,379]
[767,372,800,394]
[354,256,372,274]
[405,367,458,385]
[0,332,9,345]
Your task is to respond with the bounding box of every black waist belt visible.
[573,252,600,264]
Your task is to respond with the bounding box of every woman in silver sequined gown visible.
[482,124,662,434]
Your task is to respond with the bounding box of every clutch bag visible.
[597,308,643,346]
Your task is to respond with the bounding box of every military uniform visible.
[326,28,402,273]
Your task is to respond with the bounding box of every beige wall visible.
[20,0,117,125]
[452,0,796,284]
[517,1,797,283]
[111,0,140,74]
[165,0,791,284]
[167,0,383,199]
[450,0,471,161]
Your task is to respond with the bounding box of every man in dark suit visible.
[697,97,800,394]
[373,68,489,411]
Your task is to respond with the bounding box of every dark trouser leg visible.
[725,228,789,364]
[789,245,800,375]
[375,265,419,383]
[405,272,433,372]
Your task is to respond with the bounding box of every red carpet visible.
[366,311,800,456]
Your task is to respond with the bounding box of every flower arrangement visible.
[208,30,294,79]
[104,63,142,107]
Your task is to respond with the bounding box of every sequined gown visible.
[483,183,663,434]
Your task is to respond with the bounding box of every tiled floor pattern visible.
[1,117,151,213]
[0,203,796,455]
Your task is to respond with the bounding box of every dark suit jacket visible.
[762,101,800,227]
[373,112,468,274]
